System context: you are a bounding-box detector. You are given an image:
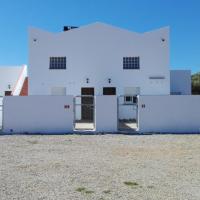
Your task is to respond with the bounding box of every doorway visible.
[74,88,95,131]
[117,95,138,132]
[81,88,94,121]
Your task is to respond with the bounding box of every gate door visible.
[118,95,138,131]
[74,95,95,131]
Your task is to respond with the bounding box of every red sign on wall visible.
[64,105,70,109]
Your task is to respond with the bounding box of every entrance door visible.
[81,88,94,121]
[103,87,116,95]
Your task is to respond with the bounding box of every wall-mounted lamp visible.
[108,78,111,84]
[161,38,165,42]
[86,78,89,84]
[8,84,11,89]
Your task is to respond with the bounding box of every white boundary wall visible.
[138,95,200,133]
[3,96,73,134]
[95,96,117,132]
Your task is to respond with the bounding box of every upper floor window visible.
[49,57,66,69]
[123,57,140,69]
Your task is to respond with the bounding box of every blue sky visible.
[0,0,199,73]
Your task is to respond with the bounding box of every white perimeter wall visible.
[170,70,191,95]
[138,95,200,133]
[95,96,117,132]
[3,96,73,134]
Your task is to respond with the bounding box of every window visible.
[124,96,137,104]
[49,57,66,69]
[123,57,140,69]
[124,87,140,104]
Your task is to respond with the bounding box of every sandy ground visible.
[0,134,200,200]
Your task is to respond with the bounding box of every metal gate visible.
[74,95,95,130]
[0,96,3,131]
[117,95,138,131]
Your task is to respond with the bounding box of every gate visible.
[117,95,138,131]
[74,95,95,130]
[0,96,3,131]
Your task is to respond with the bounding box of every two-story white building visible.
[28,22,191,122]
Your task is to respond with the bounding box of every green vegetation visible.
[124,181,139,186]
[192,72,200,94]
[76,187,86,192]
[75,187,94,194]
[85,190,95,194]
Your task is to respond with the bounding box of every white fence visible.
[138,95,200,133]
[2,95,200,134]
[3,96,74,134]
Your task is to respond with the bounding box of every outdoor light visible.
[86,78,89,83]
[8,84,11,89]
[161,38,165,42]
[108,78,111,84]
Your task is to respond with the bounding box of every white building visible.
[2,23,198,134]
[28,22,191,121]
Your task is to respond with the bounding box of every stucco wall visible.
[170,70,191,95]
[95,96,117,132]
[3,96,73,134]
[29,23,170,96]
[138,95,200,133]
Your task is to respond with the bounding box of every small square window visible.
[49,57,66,69]
[123,57,140,69]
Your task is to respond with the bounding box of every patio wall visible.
[138,95,200,133]
[3,96,73,134]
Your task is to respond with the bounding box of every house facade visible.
[28,22,191,122]
[29,22,171,97]
[3,22,198,134]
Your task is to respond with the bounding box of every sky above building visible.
[0,0,199,73]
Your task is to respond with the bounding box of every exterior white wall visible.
[0,65,27,96]
[3,96,73,134]
[29,22,170,97]
[138,95,200,133]
[170,70,191,95]
[95,96,117,132]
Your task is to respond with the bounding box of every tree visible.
[192,72,200,94]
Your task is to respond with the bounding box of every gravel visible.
[0,134,200,200]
